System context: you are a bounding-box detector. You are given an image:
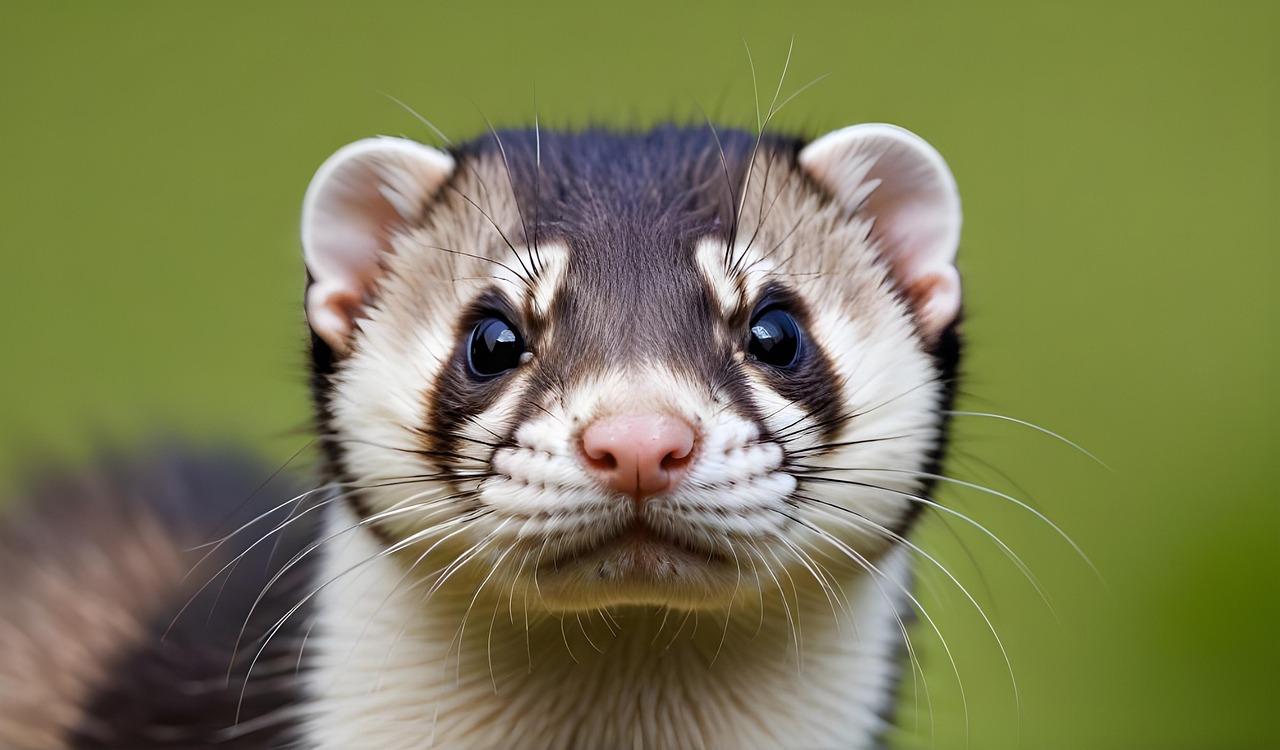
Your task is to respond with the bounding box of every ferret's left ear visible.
[799,124,962,339]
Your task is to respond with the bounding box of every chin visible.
[532,536,746,611]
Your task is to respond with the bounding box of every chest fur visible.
[303,505,911,750]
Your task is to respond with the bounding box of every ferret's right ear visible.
[301,137,455,354]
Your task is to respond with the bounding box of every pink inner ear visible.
[799,124,962,339]
[309,218,393,293]
[300,138,455,353]
[905,267,961,339]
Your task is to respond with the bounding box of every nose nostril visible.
[660,448,692,472]
[586,452,618,471]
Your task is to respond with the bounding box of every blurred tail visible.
[0,447,320,749]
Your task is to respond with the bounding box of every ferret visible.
[0,119,963,749]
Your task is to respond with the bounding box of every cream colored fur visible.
[300,133,957,749]
[307,503,912,749]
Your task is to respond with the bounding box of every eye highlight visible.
[468,316,525,378]
[747,308,803,369]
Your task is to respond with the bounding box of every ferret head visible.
[301,124,961,612]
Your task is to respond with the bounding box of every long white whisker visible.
[746,539,801,670]
[779,508,966,744]
[237,495,480,677]
[947,410,1107,468]
[806,502,1019,724]
[379,91,453,146]
[246,508,491,718]
[789,530,935,740]
[795,472,1058,617]
[883,467,1103,583]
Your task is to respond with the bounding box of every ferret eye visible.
[747,308,802,369]
[468,317,525,378]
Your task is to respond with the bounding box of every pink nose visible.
[581,414,696,501]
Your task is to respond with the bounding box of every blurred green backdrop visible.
[1,2,1276,748]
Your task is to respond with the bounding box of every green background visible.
[1,2,1276,747]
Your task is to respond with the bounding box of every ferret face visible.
[303,126,962,612]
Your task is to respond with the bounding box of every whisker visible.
[478,114,541,279]
[361,509,495,680]
[771,72,831,118]
[693,105,743,253]
[233,488,480,671]
[744,39,761,133]
[800,501,1018,723]
[947,410,1107,468]
[708,541,743,666]
[379,92,453,147]
[371,520,508,688]
[808,467,1102,583]
[788,529,935,738]
[746,539,801,670]
[773,533,850,631]
[786,434,919,458]
[775,507,970,743]
[416,239,536,297]
[792,471,1057,614]
[532,105,542,268]
[440,530,515,689]
[238,507,492,720]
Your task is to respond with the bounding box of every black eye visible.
[468,317,525,378]
[747,308,803,369]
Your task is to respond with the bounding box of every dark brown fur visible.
[0,450,321,749]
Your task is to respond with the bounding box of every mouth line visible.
[542,521,725,572]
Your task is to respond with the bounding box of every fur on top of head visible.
[300,123,962,612]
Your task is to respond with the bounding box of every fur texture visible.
[0,451,320,749]
[0,122,963,750]
[303,126,961,749]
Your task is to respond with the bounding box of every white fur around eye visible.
[694,238,779,318]
[301,127,961,750]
